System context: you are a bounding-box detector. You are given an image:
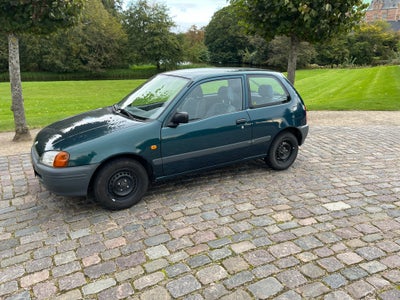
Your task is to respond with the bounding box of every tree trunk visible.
[287,34,299,85]
[8,33,31,142]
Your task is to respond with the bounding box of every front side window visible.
[118,74,189,120]
[248,76,289,108]
[177,78,243,121]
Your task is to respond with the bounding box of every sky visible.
[164,0,229,32]
[124,0,229,32]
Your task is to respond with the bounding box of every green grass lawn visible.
[0,65,399,131]
[0,80,145,131]
[295,65,400,110]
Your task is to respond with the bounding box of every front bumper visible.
[31,147,99,196]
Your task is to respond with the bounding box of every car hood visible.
[34,107,142,155]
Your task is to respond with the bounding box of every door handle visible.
[236,118,247,125]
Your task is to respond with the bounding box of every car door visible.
[160,77,253,176]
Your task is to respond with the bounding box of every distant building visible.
[365,0,400,30]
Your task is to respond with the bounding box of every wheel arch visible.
[278,127,304,146]
[87,153,154,195]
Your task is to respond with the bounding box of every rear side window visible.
[248,76,289,108]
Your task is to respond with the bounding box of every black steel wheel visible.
[266,132,298,170]
[94,158,148,210]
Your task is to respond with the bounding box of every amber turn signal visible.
[53,151,70,167]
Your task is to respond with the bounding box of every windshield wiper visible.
[112,104,147,121]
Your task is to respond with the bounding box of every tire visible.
[266,132,298,170]
[94,158,149,210]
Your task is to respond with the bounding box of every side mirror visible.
[168,112,189,128]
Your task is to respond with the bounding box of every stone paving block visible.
[54,289,82,300]
[230,241,256,254]
[382,269,400,283]
[355,246,386,261]
[223,271,254,289]
[20,270,49,288]
[359,260,387,274]
[297,282,330,298]
[203,283,228,300]
[165,263,190,278]
[275,290,302,300]
[58,272,86,291]
[144,233,171,246]
[220,288,252,300]
[145,245,170,259]
[336,251,364,265]
[0,265,25,282]
[187,254,211,268]
[322,273,347,288]
[345,280,375,299]
[341,266,369,280]
[275,256,300,269]
[115,266,144,282]
[248,277,283,299]
[196,265,228,284]
[140,286,170,300]
[208,247,232,261]
[222,256,249,274]
[366,275,391,289]
[380,254,400,268]
[84,261,116,279]
[276,269,307,289]
[294,235,324,250]
[82,278,116,296]
[0,281,18,297]
[323,290,353,300]
[299,262,326,279]
[97,282,134,300]
[207,237,231,249]
[252,264,279,279]
[52,261,81,278]
[379,289,400,300]
[166,275,201,298]
[54,251,77,266]
[317,257,345,272]
[133,271,165,290]
[115,251,146,270]
[269,241,302,258]
[243,249,274,266]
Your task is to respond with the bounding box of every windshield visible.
[118,74,189,120]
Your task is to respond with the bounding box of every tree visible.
[347,21,400,65]
[230,0,368,83]
[49,0,127,72]
[0,0,84,141]
[180,25,209,63]
[205,6,248,65]
[123,0,183,69]
[267,36,316,70]
[314,34,350,67]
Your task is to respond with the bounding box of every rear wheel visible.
[94,158,148,210]
[266,132,298,170]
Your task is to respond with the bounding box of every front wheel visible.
[266,132,298,170]
[94,158,149,210]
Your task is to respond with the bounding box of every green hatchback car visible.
[31,68,309,210]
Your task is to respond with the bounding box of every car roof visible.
[163,68,282,81]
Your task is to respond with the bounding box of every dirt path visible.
[1,111,399,156]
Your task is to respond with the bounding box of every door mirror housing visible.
[168,112,189,128]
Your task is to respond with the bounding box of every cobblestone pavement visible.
[1,125,400,299]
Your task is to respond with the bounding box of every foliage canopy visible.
[229,0,368,83]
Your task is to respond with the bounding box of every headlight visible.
[41,151,70,168]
